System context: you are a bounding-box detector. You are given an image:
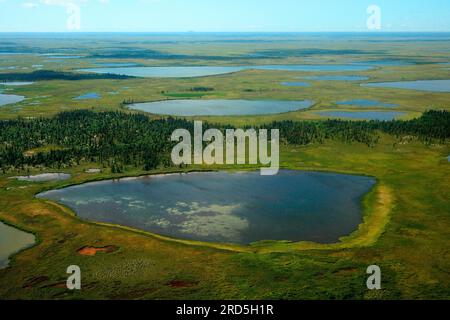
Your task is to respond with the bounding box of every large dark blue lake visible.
[37,171,376,245]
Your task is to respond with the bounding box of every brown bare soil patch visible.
[77,245,118,256]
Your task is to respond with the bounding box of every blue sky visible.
[1,0,450,32]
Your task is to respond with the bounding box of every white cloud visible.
[21,2,39,8]
[40,0,86,6]
[18,0,111,30]
[16,0,109,11]
[32,0,109,7]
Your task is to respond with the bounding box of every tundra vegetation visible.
[0,33,449,300]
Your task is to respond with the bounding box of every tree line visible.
[264,110,449,146]
[0,70,132,82]
[0,110,448,173]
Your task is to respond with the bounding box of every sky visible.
[1,0,450,32]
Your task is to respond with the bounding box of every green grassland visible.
[1,67,446,123]
[0,34,449,299]
[0,138,448,299]
[1,34,449,122]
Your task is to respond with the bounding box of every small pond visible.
[317,111,405,121]
[303,75,370,81]
[14,173,71,182]
[336,99,398,108]
[0,222,35,269]
[281,82,311,87]
[0,82,34,86]
[0,94,25,106]
[352,60,414,66]
[74,93,101,100]
[363,80,450,93]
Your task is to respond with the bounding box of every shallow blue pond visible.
[0,94,25,106]
[303,75,370,81]
[336,99,398,108]
[0,82,34,86]
[0,222,35,269]
[78,64,374,78]
[281,82,311,87]
[363,80,450,92]
[128,99,314,116]
[318,111,405,121]
[74,93,101,100]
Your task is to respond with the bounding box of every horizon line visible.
[1,30,450,34]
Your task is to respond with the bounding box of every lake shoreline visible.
[0,219,38,270]
[127,99,315,116]
[32,166,381,251]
